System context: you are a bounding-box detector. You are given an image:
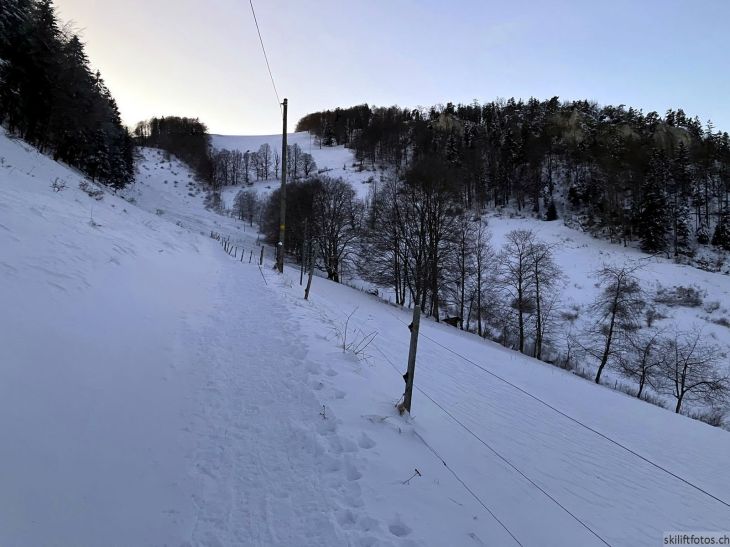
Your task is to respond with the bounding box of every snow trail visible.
[183,254,392,546]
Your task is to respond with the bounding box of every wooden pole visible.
[259,246,264,266]
[401,305,421,414]
[277,98,288,273]
[304,244,315,300]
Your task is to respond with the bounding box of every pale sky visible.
[55,0,730,136]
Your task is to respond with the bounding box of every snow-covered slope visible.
[216,132,730,383]
[2,129,729,546]
[212,132,377,204]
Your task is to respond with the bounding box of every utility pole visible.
[277,98,288,273]
[400,305,421,414]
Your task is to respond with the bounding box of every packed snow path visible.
[185,256,374,546]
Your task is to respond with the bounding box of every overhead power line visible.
[373,343,606,547]
[248,0,281,109]
[387,309,730,510]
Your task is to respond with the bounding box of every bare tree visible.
[287,143,303,181]
[211,149,231,188]
[312,177,363,282]
[358,178,409,305]
[616,329,665,398]
[659,329,730,413]
[498,230,537,353]
[302,152,317,177]
[243,150,252,185]
[258,143,272,180]
[447,215,477,329]
[529,241,562,360]
[230,150,244,185]
[273,148,280,179]
[472,220,496,337]
[234,189,260,226]
[584,264,645,384]
[251,151,262,181]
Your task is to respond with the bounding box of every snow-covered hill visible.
[215,133,730,383]
[2,128,730,546]
[212,132,377,204]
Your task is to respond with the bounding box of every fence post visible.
[400,305,421,415]
[259,246,264,266]
[304,244,316,300]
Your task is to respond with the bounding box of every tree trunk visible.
[637,374,645,398]
[596,288,620,384]
[517,282,525,354]
[534,264,542,360]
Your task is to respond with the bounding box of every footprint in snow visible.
[344,457,362,481]
[357,433,376,449]
[388,516,412,537]
[336,509,357,527]
[358,516,380,533]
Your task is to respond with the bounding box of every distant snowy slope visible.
[212,132,377,200]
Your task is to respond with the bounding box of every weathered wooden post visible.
[304,244,315,300]
[400,305,421,415]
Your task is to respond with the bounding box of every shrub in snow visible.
[50,178,66,192]
[78,180,103,200]
[710,317,730,329]
[644,306,667,327]
[654,285,704,308]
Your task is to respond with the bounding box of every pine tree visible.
[696,222,710,245]
[674,203,692,257]
[545,199,558,221]
[711,211,730,250]
[0,0,134,188]
[638,152,669,253]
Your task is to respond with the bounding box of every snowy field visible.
[1,128,729,546]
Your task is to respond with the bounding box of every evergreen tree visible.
[545,199,558,221]
[637,152,669,253]
[711,211,730,250]
[674,203,692,257]
[696,222,710,245]
[0,0,134,187]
